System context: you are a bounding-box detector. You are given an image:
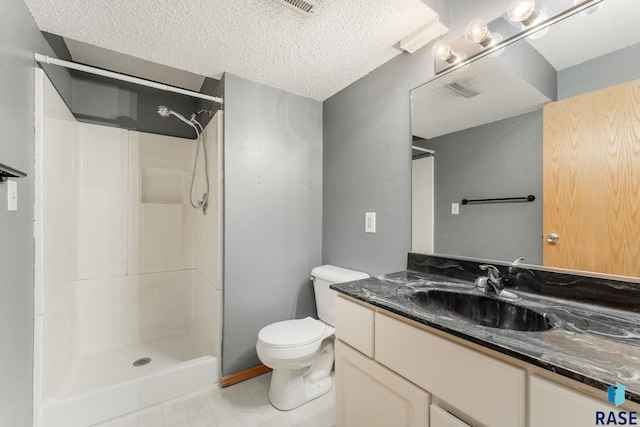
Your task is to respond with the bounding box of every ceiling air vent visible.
[445,82,480,98]
[272,0,316,16]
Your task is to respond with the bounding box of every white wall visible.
[411,156,434,253]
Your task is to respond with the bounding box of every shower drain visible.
[133,357,151,367]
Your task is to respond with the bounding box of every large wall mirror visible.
[411,0,640,279]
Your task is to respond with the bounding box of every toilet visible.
[256,265,369,410]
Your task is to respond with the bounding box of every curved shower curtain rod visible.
[34,53,224,105]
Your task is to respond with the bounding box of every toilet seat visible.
[255,265,369,411]
[258,317,326,348]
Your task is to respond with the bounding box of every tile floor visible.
[93,372,336,427]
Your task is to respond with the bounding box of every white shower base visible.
[40,331,218,427]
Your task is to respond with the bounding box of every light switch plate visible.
[365,212,376,233]
[451,203,459,215]
[7,180,18,211]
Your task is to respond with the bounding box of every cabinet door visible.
[431,405,471,427]
[335,340,430,427]
[530,375,622,427]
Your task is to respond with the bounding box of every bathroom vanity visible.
[332,254,640,427]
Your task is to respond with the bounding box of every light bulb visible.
[508,0,540,26]
[431,41,462,64]
[464,19,502,47]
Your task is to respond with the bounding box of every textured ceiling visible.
[23,0,442,100]
[412,57,551,140]
[528,0,640,70]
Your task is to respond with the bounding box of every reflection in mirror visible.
[411,0,640,278]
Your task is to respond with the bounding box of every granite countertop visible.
[331,270,640,404]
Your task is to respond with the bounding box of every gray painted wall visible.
[497,27,557,102]
[0,0,64,425]
[222,74,322,375]
[558,42,640,100]
[421,110,543,264]
[322,53,422,276]
[322,0,511,276]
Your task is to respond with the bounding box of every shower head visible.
[157,105,171,117]
[156,105,199,133]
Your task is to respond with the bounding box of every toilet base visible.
[268,340,334,411]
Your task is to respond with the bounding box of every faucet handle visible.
[479,264,501,283]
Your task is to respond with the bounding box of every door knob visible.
[546,233,560,244]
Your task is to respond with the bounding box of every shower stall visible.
[33,69,223,427]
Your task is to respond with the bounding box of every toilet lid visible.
[258,317,325,348]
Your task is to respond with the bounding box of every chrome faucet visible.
[474,264,519,299]
[475,264,504,296]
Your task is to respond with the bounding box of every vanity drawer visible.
[530,375,620,427]
[431,405,471,427]
[335,296,374,357]
[375,313,526,427]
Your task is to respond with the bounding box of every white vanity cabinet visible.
[335,295,524,427]
[335,296,430,426]
[334,295,631,427]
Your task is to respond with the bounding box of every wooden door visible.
[543,79,640,277]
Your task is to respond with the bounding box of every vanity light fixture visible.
[464,19,502,48]
[507,0,548,39]
[432,41,464,65]
[507,0,546,27]
[432,0,603,75]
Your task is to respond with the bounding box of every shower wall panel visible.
[193,116,222,288]
[131,131,197,274]
[39,74,78,312]
[76,123,129,280]
[38,72,79,399]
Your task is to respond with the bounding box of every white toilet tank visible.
[311,265,369,326]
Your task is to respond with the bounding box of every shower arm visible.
[169,111,200,134]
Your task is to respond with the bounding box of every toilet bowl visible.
[256,265,369,410]
[257,317,335,410]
